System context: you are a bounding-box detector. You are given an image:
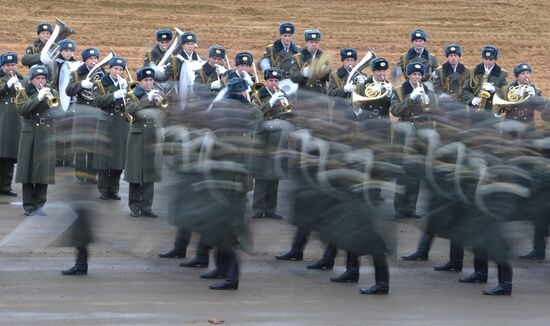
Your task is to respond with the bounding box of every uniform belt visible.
[76,99,94,106]
[108,106,124,113]
[24,117,53,125]
[2,97,15,104]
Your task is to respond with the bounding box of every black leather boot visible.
[436,241,464,270]
[483,261,513,295]
[434,261,463,271]
[201,249,228,279]
[275,231,308,261]
[459,272,487,283]
[401,233,432,261]
[330,252,359,282]
[483,283,512,295]
[180,244,210,267]
[307,244,336,270]
[62,247,88,275]
[159,247,187,259]
[209,251,239,290]
[359,254,389,294]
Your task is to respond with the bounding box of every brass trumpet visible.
[148,89,168,108]
[9,72,23,92]
[39,83,60,108]
[415,81,430,107]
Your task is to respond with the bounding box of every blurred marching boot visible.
[359,254,389,295]
[141,210,158,218]
[209,251,239,290]
[251,212,265,219]
[159,229,190,258]
[201,249,229,279]
[483,262,512,295]
[434,241,464,271]
[401,233,432,261]
[275,230,308,261]
[109,192,121,200]
[307,244,336,270]
[264,212,283,219]
[519,232,546,260]
[180,243,210,267]
[459,254,488,283]
[62,246,88,275]
[330,252,359,282]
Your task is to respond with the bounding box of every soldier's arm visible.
[16,91,41,116]
[432,69,443,96]
[0,77,9,96]
[461,78,476,105]
[390,89,411,117]
[65,74,83,97]
[327,74,347,97]
[126,95,154,115]
[289,60,306,85]
[21,47,42,68]
[93,84,115,109]
[192,72,217,98]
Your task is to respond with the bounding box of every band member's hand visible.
[482,82,495,93]
[155,65,166,77]
[370,83,382,93]
[210,80,222,90]
[40,52,52,65]
[242,71,254,87]
[471,97,481,106]
[344,83,355,93]
[215,65,227,75]
[81,79,94,89]
[410,87,423,100]
[302,67,311,78]
[7,76,18,88]
[118,77,128,90]
[37,87,50,101]
[354,75,366,84]
[147,89,160,102]
[527,86,536,97]
[269,92,285,107]
[422,94,430,105]
[384,83,393,96]
[113,89,127,99]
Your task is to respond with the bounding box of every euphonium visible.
[476,73,491,112]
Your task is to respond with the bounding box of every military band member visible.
[433,44,470,102]
[178,32,201,62]
[0,52,24,197]
[327,48,361,117]
[157,31,202,80]
[22,23,53,68]
[391,62,437,219]
[354,57,393,122]
[250,68,288,219]
[66,48,104,184]
[93,56,130,200]
[15,65,61,216]
[190,45,228,110]
[227,52,256,89]
[461,45,508,113]
[258,22,301,78]
[289,29,331,112]
[393,29,438,82]
[144,29,173,66]
[125,67,163,218]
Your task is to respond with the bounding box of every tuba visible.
[40,18,75,64]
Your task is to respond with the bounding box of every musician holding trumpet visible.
[15,65,62,216]
[124,67,164,218]
[0,52,25,197]
[93,56,130,200]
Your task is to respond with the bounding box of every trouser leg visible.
[22,183,35,212]
[497,261,513,285]
[141,182,154,212]
[174,228,192,250]
[252,179,268,215]
[373,253,389,285]
[264,179,279,215]
[473,247,489,276]
[109,169,122,194]
[33,183,48,210]
[450,240,464,262]
[0,158,16,191]
[97,169,109,194]
[129,183,141,211]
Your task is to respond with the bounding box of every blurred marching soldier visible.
[250,67,291,219]
[15,65,62,216]
[391,62,438,219]
[461,45,508,113]
[125,67,164,218]
[92,56,130,200]
[258,22,301,78]
[433,44,470,102]
[21,23,53,68]
[289,29,331,113]
[66,47,104,184]
[46,39,78,168]
[0,52,24,197]
[393,29,438,83]
[494,63,549,260]
[144,29,173,66]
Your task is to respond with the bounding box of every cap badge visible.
[380,62,386,67]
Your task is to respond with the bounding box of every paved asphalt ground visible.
[0,167,549,325]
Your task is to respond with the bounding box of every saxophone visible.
[476,73,491,111]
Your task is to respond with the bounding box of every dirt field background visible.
[2,1,550,93]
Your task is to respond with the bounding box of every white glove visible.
[354,75,366,84]
[155,64,166,77]
[147,89,160,102]
[527,86,536,97]
[384,83,393,96]
[421,94,430,105]
[344,83,355,93]
[118,77,128,90]
[482,82,495,93]
[268,92,285,107]
[410,87,423,100]
[302,67,311,78]
[471,97,481,106]
[242,71,254,87]
[113,89,127,99]
[512,87,523,97]
[210,80,222,90]
[216,65,227,75]
[7,76,18,88]
[37,87,50,101]
[370,83,382,93]
[81,79,94,89]
[40,52,52,65]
